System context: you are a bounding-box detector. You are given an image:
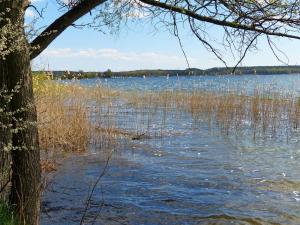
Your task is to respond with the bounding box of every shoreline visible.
[33,65,300,80]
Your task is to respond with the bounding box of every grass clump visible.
[0,203,17,225]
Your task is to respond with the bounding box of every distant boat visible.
[143,75,146,79]
[166,74,169,79]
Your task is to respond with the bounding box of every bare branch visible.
[232,33,260,73]
[138,0,300,40]
[172,13,190,68]
[26,4,44,18]
[79,151,112,225]
[267,35,289,65]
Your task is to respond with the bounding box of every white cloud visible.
[42,48,191,63]
[38,47,199,71]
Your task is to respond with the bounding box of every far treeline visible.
[34,66,300,79]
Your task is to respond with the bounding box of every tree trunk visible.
[8,51,41,225]
[0,132,11,202]
[0,74,11,202]
[0,1,41,224]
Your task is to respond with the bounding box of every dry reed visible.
[123,88,300,142]
[33,74,120,153]
[34,73,300,156]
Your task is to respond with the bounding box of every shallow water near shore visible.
[41,74,300,224]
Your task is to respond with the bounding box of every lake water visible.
[81,74,300,95]
[41,75,300,225]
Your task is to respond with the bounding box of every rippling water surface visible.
[81,74,300,95]
[42,75,300,225]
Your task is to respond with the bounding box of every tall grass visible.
[33,74,120,154]
[34,73,300,156]
[0,203,17,225]
[123,88,300,142]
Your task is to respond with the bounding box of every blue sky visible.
[27,0,300,72]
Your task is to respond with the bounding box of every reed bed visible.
[123,89,300,142]
[33,74,121,153]
[34,74,300,156]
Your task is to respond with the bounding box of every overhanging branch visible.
[139,0,300,41]
[30,0,300,61]
[30,0,107,59]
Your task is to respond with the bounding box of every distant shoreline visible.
[33,65,300,79]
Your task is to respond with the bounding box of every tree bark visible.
[0,1,41,224]
[0,132,11,202]
[7,50,41,225]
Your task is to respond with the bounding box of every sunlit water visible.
[82,74,300,95]
[42,75,300,225]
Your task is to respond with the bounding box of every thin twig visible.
[79,150,113,225]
